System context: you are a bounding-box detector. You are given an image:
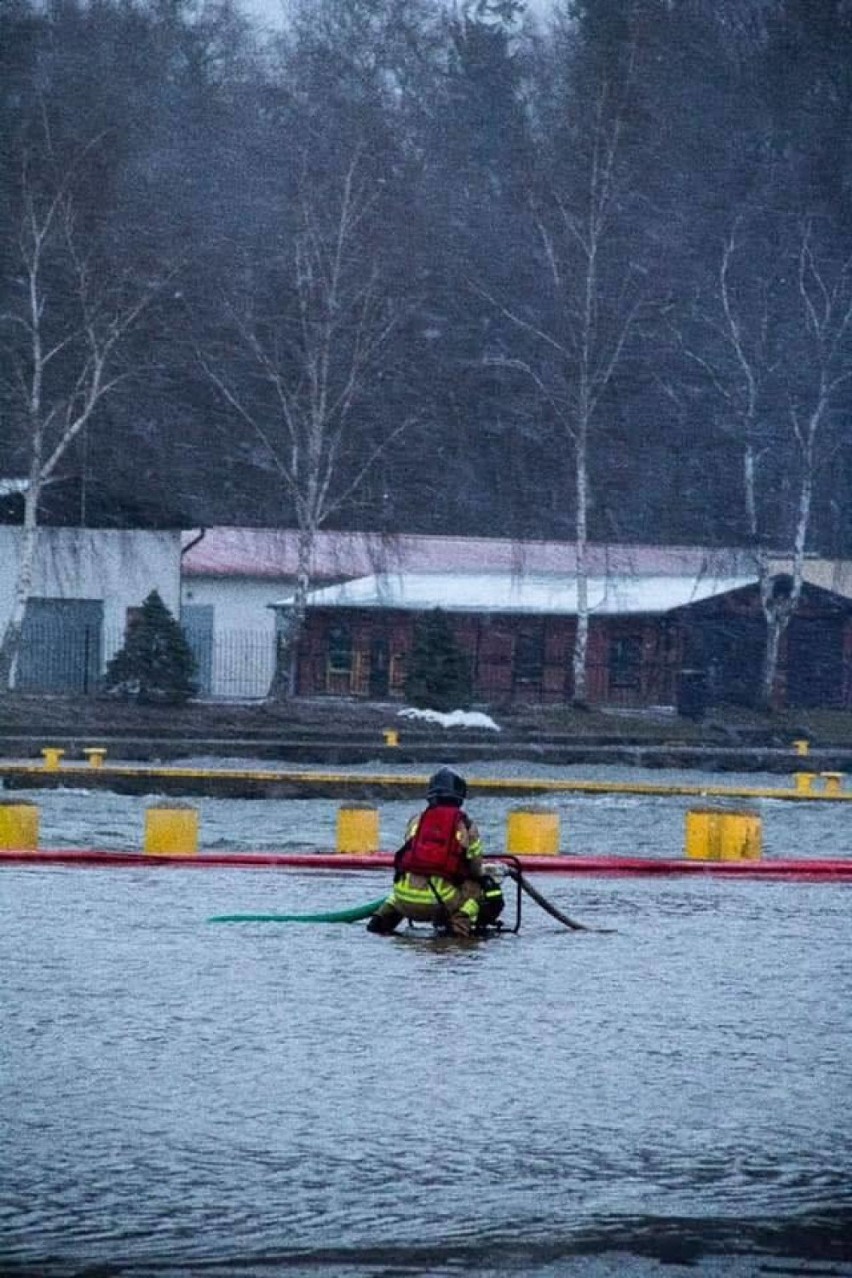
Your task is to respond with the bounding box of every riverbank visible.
[2,691,845,740]
[2,692,851,773]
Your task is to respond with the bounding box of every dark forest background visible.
[1,0,851,550]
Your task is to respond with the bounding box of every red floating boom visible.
[1,849,851,879]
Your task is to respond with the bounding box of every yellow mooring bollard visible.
[820,772,845,796]
[0,800,39,851]
[794,772,816,795]
[144,802,199,857]
[382,729,399,748]
[40,747,65,771]
[336,804,380,854]
[83,747,107,768]
[792,738,810,757]
[506,806,561,856]
[685,807,762,861]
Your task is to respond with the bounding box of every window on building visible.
[327,624,353,675]
[609,635,642,688]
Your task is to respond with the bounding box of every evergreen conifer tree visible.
[104,590,198,705]
[404,609,472,712]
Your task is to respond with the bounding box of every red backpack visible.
[398,805,468,882]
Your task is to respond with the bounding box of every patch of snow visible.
[397,707,501,731]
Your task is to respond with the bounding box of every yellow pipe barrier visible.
[336,804,380,854]
[144,803,199,856]
[40,747,65,771]
[2,762,851,804]
[685,808,762,861]
[0,800,39,851]
[506,806,561,856]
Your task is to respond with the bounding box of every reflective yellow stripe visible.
[393,873,456,907]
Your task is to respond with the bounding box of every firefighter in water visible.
[367,767,499,938]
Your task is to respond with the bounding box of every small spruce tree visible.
[104,590,198,706]
[404,608,472,712]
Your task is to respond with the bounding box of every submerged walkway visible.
[0,759,849,801]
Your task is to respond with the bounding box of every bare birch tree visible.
[685,215,852,708]
[199,150,410,698]
[481,75,644,705]
[0,126,163,688]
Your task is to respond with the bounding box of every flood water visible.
[2,764,852,1277]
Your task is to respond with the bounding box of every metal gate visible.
[16,597,104,692]
[182,604,214,696]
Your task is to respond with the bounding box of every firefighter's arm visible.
[392,841,408,880]
[463,816,485,879]
[393,814,419,879]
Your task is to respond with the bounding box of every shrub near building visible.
[404,608,472,713]
[104,590,198,706]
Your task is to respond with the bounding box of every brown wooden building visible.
[670,577,852,710]
[287,571,852,710]
[183,531,757,699]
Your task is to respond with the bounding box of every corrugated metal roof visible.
[182,527,756,581]
[290,572,758,615]
[182,528,387,579]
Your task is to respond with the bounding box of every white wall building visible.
[0,526,182,691]
[180,528,394,697]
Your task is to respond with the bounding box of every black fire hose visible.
[502,860,616,934]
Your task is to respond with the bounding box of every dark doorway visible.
[369,636,390,698]
[786,618,844,708]
[609,634,642,694]
[684,617,764,708]
[513,623,544,695]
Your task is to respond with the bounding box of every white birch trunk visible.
[269,524,315,698]
[757,415,813,708]
[0,481,40,687]
[1,136,161,689]
[201,151,406,703]
[572,419,590,706]
[703,217,851,710]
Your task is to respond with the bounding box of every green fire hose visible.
[208,896,387,924]
[208,871,614,933]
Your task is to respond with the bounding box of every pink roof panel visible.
[182,528,756,581]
